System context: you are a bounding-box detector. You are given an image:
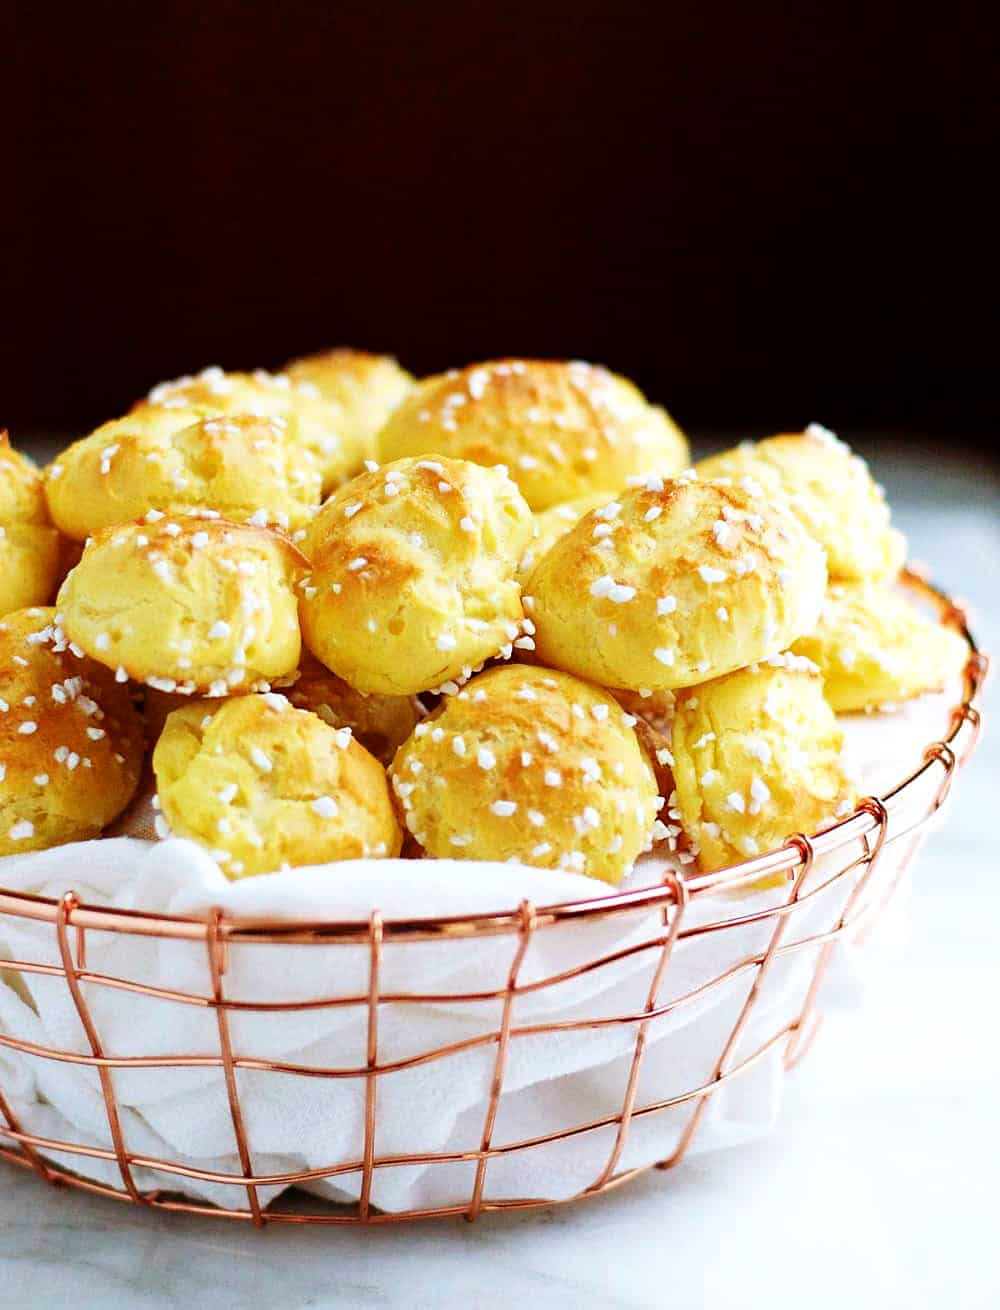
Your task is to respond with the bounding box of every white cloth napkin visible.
[0,687,957,1213]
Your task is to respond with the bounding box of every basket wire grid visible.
[0,572,988,1225]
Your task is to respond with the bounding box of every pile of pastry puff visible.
[0,353,967,884]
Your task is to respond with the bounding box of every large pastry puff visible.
[377,359,689,511]
[695,425,905,582]
[0,607,144,854]
[300,456,533,696]
[284,348,415,463]
[153,694,402,877]
[792,582,969,712]
[141,366,363,490]
[0,434,61,618]
[44,407,322,541]
[389,665,661,884]
[57,517,306,695]
[672,659,857,871]
[285,654,422,765]
[529,475,827,691]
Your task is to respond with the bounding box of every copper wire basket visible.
[0,571,988,1226]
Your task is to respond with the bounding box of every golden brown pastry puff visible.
[299,456,533,696]
[671,658,857,871]
[389,664,661,884]
[45,407,322,541]
[57,516,306,696]
[695,426,905,583]
[284,348,415,463]
[0,607,144,854]
[139,365,363,490]
[377,359,689,510]
[792,581,969,711]
[153,693,402,877]
[0,434,60,618]
[529,474,826,691]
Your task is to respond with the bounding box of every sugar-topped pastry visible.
[529,475,826,691]
[139,365,362,490]
[284,348,415,463]
[0,607,144,854]
[377,359,689,511]
[516,494,610,583]
[44,408,322,541]
[300,456,532,696]
[671,660,857,871]
[0,433,60,617]
[57,516,306,695]
[695,425,905,582]
[153,693,401,877]
[285,654,422,764]
[142,654,419,755]
[388,664,661,884]
[792,581,969,712]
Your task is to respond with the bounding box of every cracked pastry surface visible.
[0,606,144,854]
[137,365,363,490]
[57,516,306,695]
[695,425,905,583]
[388,664,661,885]
[377,358,689,511]
[153,693,401,877]
[792,581,969,712]
[671,659,857,872]
[528,474,826,691]
[45,408,322,540]
[300,456,533,696]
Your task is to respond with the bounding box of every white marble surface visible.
[1,439,998,1309]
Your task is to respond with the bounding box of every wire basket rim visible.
[0,568,987,946]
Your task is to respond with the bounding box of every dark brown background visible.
[3,1,997,447]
